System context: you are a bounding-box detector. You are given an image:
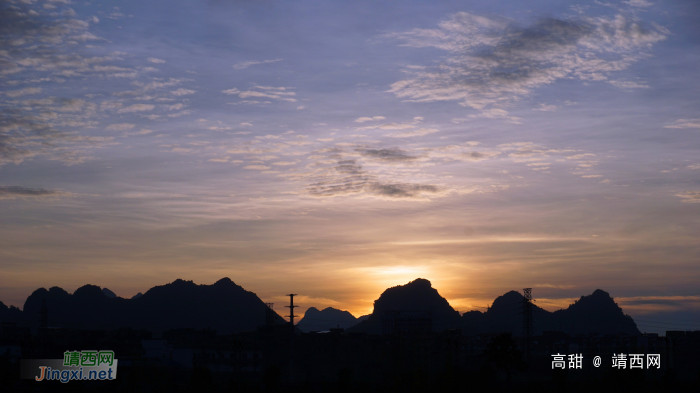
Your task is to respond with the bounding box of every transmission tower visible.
[285,294,299,383]
[522,288,533,361]
[285,294,299,327]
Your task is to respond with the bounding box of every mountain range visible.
[296,307,369,332]
[0,277,639,336]
[8,277,286,335]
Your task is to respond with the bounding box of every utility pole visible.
[285,294,298,384]
[285,294,298,326]
[522,288,533,361]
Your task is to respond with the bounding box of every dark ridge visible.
[348,278,460,334]
[17,278,286,334]
[296,307,359,332]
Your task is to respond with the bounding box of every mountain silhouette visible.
[347,278,461,334]
[460,289,640,336]
[296,307,359,332]
[0,301,22,324]
[101,288,117,299]
[19,278,286,334]
[550,289,639,335]
[3,278,640,336]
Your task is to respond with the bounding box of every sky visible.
[1,0,699,335]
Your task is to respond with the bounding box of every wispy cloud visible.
[664,119,700,129]
[0,186,72,200]
[222,86,297,103]
[386,128,439,138]
[354,116,386,123]
[385,12,667,119]
[232,59,283,70]
[675,191,700,203]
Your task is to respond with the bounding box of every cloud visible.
[675,191,700,203]
[386,128,439,138]
[386,12,667,116]
[244,165,271,170]
[356,117,425,131]
[427,144,502,162]
[136,78,184,91]
[117,104,155,113]
[286,157,495,201]
[296,106,305,110]
[354,116,386,123]
[239,122,253,127]
[171,89,195,96]
[1,108,112,166]
[302,159,443,200]
[688,164,700,170]
[664,119,700,129]
[122,129,153,137]
[624,0,653,7]
[100,101,123,111]
[147,58,166,64]
[222,86,297,103]
[0,186,71,200]
[608,80,649,89]
[357,148,423,163]
[105,123,135,131]
[457,151,502,162]
[533,104,558,112]
[469,108,522,124]
[5,87,42,97]
[232,59,283,70]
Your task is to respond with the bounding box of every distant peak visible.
[214,277,234,286]
[591,289,610,297]
[490,290,525,309]
[406,278,432,287]
[73,284,103,297]
[131,292,143,300]
[102,288,117,299]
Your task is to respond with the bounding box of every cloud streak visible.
[385,12,668,118]
[0,185,71,200]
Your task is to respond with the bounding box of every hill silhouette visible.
[296,307,359,332]
[347,278,461,334]
[0,301,22,323]
[460,289,640,336]
[101,288,117,299]
[1,278,640,336]
[18,278,287,334]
